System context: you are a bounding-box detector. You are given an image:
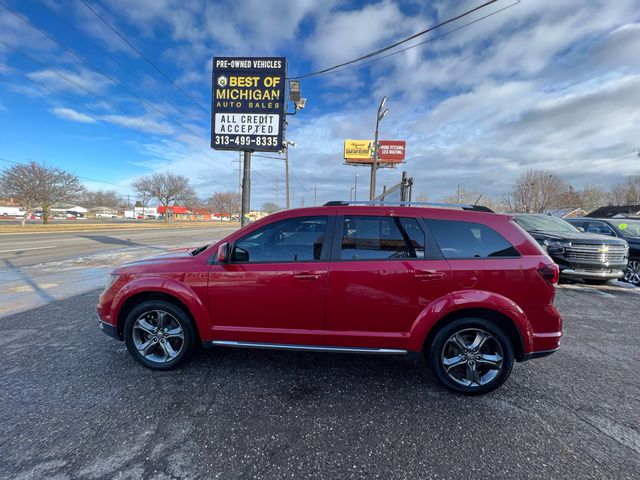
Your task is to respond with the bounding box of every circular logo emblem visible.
[217,75,228,88]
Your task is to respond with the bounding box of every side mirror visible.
[216,243,230,263]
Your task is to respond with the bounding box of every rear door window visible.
[425,219,519,259]
[340,216,426,260]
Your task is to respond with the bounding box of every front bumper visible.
[98,319,120,340]
[560,267,625,280]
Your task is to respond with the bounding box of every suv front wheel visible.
[123,300,196,370]
[429,318,514,395]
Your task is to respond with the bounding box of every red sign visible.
[378,140,406,162]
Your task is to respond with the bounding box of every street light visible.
[369,96,388,200]
[285,140,296,209]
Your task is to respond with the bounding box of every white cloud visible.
[304,0,426,69]
[51,107,97,123]
[27,68,112,95]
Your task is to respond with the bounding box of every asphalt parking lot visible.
[1,282,639,479]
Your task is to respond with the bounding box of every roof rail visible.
[322,200,494,213]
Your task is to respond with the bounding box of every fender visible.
[406,290,534,353]
[111,275,210,337]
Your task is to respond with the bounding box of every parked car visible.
[98,203,562,395]
[512,214,628,284]
[96,213,118,219]
[565,218,640,286]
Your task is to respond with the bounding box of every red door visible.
[207,216,330,346]
[325,215,451,350]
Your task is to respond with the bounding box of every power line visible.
[37,0,206,126]
[291,0,499,79]
[303,1,520,79]
[79,0,209,115]
[0,2,206,140]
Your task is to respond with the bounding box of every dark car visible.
[512,214,628,284]
[98,202,563,395]
[565,218,640,286]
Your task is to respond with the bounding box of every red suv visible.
[97,203,562,394]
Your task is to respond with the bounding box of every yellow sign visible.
[344,140,373,161]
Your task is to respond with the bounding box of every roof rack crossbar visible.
[322,200,493,213]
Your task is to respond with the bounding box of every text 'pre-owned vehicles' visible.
[97,202,562,395]
[564,217,640,286]
[512,214,628,284]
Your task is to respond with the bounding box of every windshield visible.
[514,215,580,234]
[609,220,640,238]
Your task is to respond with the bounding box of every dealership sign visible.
[211,57,286,152]
[344,139,406,164]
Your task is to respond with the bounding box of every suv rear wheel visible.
[123,300,196,370]
[429,318,514,395]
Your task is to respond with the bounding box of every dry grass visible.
[0,221,240,234]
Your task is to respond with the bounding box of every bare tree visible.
[207,191,240,219]
[81,189,124,209]
[580,184,610,212]
[443,188,505,212]
[505,170,569,213]
[133,173,193,222]
[0,161,84,226]
[611,175,640,205]
[261,202,279,214]
[182,193,207,222]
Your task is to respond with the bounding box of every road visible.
[1,281,639,478]
[0,226,237,317]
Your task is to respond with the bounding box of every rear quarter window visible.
[425,219,519,259]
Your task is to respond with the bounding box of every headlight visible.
[105,273,120,291]
[544,239,569,248]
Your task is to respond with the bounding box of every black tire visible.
[123,300,196,370]
[429,318,514,395]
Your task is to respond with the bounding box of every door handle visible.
[293,272,321,280]
[414,271,445,281]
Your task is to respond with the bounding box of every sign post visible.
[211,57,287,226]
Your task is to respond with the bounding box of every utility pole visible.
[354,171,358,201]
[241,151,251,227]
[233,152,242,196]
[285,140,295,209]
[369,96,389,200]
[314,186,317,206]
[276,178,279,207]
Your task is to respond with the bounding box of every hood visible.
[113,247,199,272]
[527,230,628,246]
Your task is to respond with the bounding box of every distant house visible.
[587,205,640,218]
[157,205,211,221]
[546,208,588,218]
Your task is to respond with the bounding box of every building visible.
[157,205,211,221]
[587,205,640,218]
[546,208,588,218]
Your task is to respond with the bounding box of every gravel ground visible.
[1,285,639,479]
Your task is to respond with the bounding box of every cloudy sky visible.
[1,0,639,208]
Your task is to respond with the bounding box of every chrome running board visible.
[210,340,407,355]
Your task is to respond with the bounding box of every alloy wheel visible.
[132,310,185,364]
[624,260,640,286]
[441,328,504,388]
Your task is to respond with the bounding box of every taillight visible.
[538,263,559,285]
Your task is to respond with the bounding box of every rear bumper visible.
[521,347,558,361]
[98,319,120,340]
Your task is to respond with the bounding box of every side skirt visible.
[204,340,408,355]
